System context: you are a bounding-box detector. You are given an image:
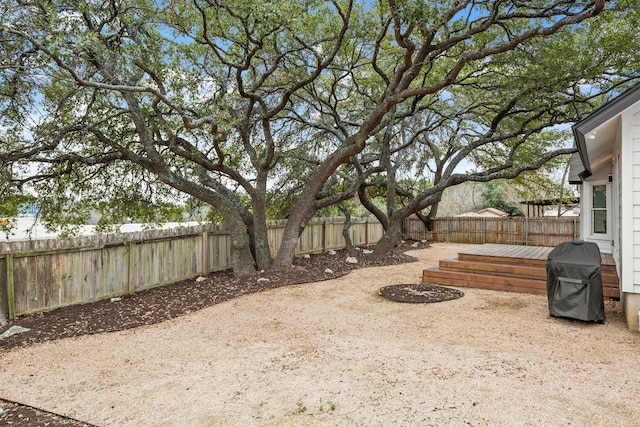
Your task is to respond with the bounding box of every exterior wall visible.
[622,103,640,331]
[624,105,640,296]
[622,292,640,332]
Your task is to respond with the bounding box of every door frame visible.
[582,179,612,253]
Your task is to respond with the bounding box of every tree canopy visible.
[1,0,638,274]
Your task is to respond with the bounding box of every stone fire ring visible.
[378,283,464,304]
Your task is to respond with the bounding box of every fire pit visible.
[378,284,464,303]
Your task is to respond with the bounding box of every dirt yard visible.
[1,242,639,426]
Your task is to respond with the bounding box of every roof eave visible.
[571,82,640,182]
[571,125,592,181]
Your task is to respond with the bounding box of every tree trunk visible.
[220,208,257,276]
[557,159,570,217]
[416,202,438,232]
[372,218,403,259]
[250,194,273,271]
[337,204,356,256]
[358,183,389,230]
[201,200,256,276]
[274,140,366,268]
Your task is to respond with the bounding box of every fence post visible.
[446,217,450,242]
[201,231,209,275]
[525,217,529,246]
[126,241,136,294]
[322,220,327,252]
[483,218,486,244]
[365,218,370,246]
[5,249,15,320]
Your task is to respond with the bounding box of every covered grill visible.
[546,241,605,323]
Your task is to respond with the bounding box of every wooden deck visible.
[423,244,620,299]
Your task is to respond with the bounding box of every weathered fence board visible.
[207,232,231,273]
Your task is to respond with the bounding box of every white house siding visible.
[627,106,640,295]
[613,142,621,276]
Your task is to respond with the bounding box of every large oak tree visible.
[0,0,617,274]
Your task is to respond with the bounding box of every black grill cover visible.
[546,241,605,323]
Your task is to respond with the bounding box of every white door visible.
[583,180,612,253]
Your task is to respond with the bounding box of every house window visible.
[592,185,607,234]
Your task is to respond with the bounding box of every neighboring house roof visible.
[474,208,508,217]
[571,82,640,182]
[456,212,480,217]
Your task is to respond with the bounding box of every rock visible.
[362,249,373,254]
[345,256,358,264]
[324,268,334,274]
[195,276,207,283]
[328,250,337,255]
[411,242,420,247]
[110,297,122,303]
[401,240,406,244]
[354,247,361,251]
[0,325,31,340]
[303,254,311,259]
[257,278,270,283]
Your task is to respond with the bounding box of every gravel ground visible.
[1,242,639,427]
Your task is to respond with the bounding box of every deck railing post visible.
[525,217,529,246]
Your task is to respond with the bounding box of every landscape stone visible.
[0,325,31,340]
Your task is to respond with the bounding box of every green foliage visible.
[476,180,523,217]
[1,0,638,268]
[0,193,36,239]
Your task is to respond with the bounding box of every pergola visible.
[520,197,579,218]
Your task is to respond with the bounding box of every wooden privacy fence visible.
[404,216,580,247]
[1,216,579,319]
[0,217,383,318]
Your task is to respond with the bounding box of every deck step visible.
[423,266,548,295]
[423,245,620,299]
[457,253,618,275]
[423,267,620,299]
[438,257,619,285]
